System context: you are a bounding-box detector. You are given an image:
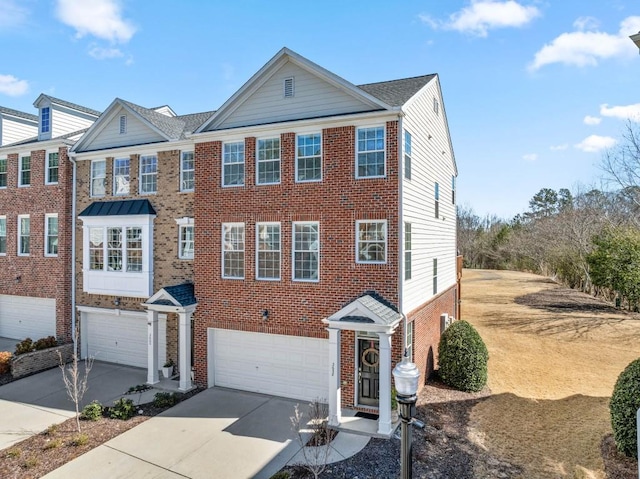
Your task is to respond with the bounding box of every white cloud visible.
[0,0,29,29]
[573,16,599,31]
[574,135,616,153]
[523,153,537,161]
[600,103,640,122]
[88,45,124,59]
[419,1,540,38]
[55,0,136,43]
[583,115,601,125]
[550,144,569,151]
[529,15,640,70]
[0,74,29,96]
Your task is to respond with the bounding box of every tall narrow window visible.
[0,216,6,255]
[435,182,440,218]
[180,151,195,192]
[222,223,244,279]
[41,107,50,133]
[45,214,58,257]
[119,115,127,134]
[257,138,280,185]
[19,155,31,186]
[0,158,6,188]
[18,215,30,256]
[140,155,157,194]
[257,223,280,280]
[356,220,387,264]
[433,258,438,295]
[293,222,319,281]
[356,126,385,178]
[404,130,412,180]
[406,320,414,362]
[46,152,59,184]
[296,133,321,182]
[433,97,439,115]
[89,228,104,270]
[107,227,123,271]
[452,176,456,205]
[91,160,106,197]
[223,142,245,186]
[405,222,412,280]
[113,158,130,195]
[179,224,194,259]
[126,227,142,272]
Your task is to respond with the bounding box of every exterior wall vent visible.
[119,115,127,134]
[284,77,294,98]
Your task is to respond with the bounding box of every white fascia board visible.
[72,139,193,161]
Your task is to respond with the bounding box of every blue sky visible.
[1,0,639,219]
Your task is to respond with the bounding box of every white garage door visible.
[210,329,329,402]
[84,312,166,368]
[0,295,56,340]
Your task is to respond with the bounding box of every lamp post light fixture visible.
[392,350,421,479]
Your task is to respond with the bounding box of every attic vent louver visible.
[284,77,294,98]
[119,115,127,134]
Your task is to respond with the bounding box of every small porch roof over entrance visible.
[145,283,197,311]
[322,294,402,333]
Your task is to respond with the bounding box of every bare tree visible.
[58,328,95,433]
[290,399,333,479]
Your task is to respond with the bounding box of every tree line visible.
[458,123,640,310]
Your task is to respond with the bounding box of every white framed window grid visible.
[356,220,387,264]
[46,151,59,184]
[292,221,319,282]
[356,126,385,178]
[256,138,281,185]
[18,214,30,256]
[256,222,281,280]
[181,151,195,192]
[45,213,58,257]
[222,223,245,279]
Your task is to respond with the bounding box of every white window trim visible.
[222,222,245,279]
[175,217,194,260]
[295,133,322,183]
[139,154,158,195]
[256,222,281,281]
[41,107,51,133]
[355,219,387,264]
[222,141,245,188]
[292,221,320,283]
[44,213,58,257]
[355,125,386,179]
[256,137,281,186]
[404,130,412,181]
[17,214,30,257]
[180,151,195,192]
[18,153,31,187]
[45,150,59,185]
[113,157,130,196]
[404,222,412,280]
[0,215,6,256]
[90,159,106,198]
[0,157,7,189]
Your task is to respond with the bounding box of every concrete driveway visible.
[44,388,325,479]
[0,361,147,450]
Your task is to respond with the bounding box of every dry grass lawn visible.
[464,269,640,478]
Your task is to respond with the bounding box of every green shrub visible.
[153,392,178,408]
[80,401,104,421]
[610,358,640,458]
[14,338,34,355]
[437,320,488,392]
[0,351,12,375]
[33,336,57,350]
[109,398,135,420]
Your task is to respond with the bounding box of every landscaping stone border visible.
[11,343,74,379]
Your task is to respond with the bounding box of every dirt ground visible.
[463,269,640,479]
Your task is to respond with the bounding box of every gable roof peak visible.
[33,93,101,117]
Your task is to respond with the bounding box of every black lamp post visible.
[392,350,420,479]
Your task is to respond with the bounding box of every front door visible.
[358,338,380,407]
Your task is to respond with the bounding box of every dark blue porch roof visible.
[79,199,156,217]
[159,283,197,307]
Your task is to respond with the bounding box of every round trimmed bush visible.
[610,358,640,458]
[437,320,488,392]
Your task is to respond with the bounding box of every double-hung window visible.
[222,223,244,279]
[406,321,414,362]
[0,216,6,254]
[356,220,387,264]
[18,215,30,256]
[296,133,321,182]
[257,223,280,280]
[45,214,58,257]
[223,142,245,186]
[356,126,385,178]
[41,107,50,133]
[46,152,59,184]
[293,222,319,281]
[405,222,412,280]
[0,158,6,188]
[114,158,130,195]
[140,155,157,194]
[19,155,31,186]
[180,151,195,192]
[91,160,106,197]
[176,218,194,260]
[404,130,412,180]
[257,138,280,185]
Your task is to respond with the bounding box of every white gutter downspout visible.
[397,112,405,333]
[68,151,78,350]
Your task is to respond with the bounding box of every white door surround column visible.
[328,327,341,427]
[178,311,193,391]
[377,331,393,436]
[147,309,160,385]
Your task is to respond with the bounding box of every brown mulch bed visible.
[0,388,201,479]
[601,434,638,479]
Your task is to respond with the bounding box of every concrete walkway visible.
[44,387,370,479]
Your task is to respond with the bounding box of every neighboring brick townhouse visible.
[0,96,100,343]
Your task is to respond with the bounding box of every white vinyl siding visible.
[47,104,97,139]
[256,222,280,280]
[1,116,38,146]
[222,223,245,279]
[46,151,59,184]
[356,220,387,264]
[45,214,58,257]
[292,222,319,282]
[223,141,245,187]
[91,159,106,197]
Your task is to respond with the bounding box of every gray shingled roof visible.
[357,74,436,107]
[0,107,38,122]
[177,111,216,134]
[162,283,197,307]
[79,199,156,217]
[42,95,101,117]
[356,294,402,326]
[119,100,213,140]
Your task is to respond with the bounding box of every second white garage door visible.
[0,294,56,340]
[210,329,329,402]
[83,311,166,368]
